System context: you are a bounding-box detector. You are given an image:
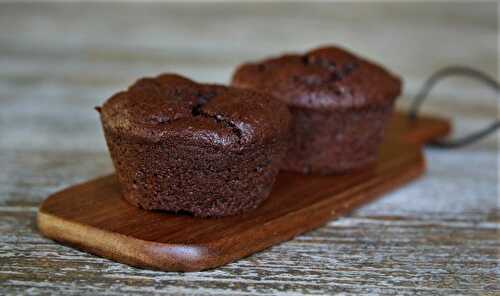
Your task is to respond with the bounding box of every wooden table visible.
[1,2,498,295]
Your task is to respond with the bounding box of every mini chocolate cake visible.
[98,74,290,217]
[232,46,402,174]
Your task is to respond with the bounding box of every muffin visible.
[232,46,402,174]
[97,74,290,217]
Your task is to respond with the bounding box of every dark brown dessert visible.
[97,74,290,217]
[232,46,402,174]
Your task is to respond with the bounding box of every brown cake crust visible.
[231,45,402,174]
[284,106,393,174]
[98,74,290,217]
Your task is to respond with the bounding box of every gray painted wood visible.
[0,2,498,295]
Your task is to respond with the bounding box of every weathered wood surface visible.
[0,2,498,295]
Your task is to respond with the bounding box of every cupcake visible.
[232,46,402,174]
[97,74,290,217]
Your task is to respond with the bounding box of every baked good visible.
[231,46,402,174]
[97,74,290,217]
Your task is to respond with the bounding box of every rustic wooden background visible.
[1,2,498,295]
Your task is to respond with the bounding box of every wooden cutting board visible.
[37,112,450,272]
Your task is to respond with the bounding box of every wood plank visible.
[3,208,500,295]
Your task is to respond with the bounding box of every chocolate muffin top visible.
[232,46,402,109]
[99,74,290,149]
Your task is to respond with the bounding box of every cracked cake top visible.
[98,74,290,148]
[231,46,402,110]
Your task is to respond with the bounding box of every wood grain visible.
[37,113,449,271]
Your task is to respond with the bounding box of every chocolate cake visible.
[97,74,290,217]
[232,46,402,174]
